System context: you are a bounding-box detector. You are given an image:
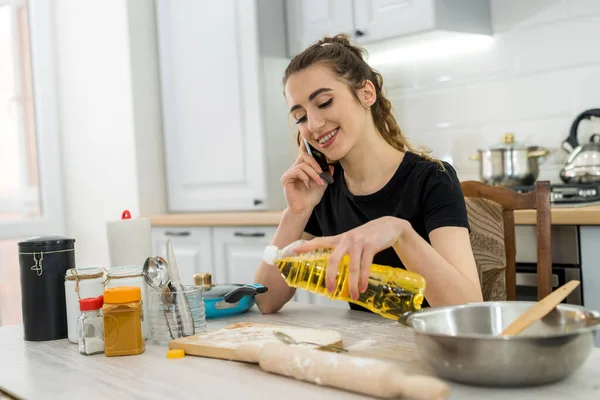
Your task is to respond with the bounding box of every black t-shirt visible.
[303,151,470,311]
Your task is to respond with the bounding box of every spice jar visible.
[102,286,145,357]
[104,265,149,339]
[77,295,105,355]
[65,267,105,343]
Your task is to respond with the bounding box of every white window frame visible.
[0,0,64,239]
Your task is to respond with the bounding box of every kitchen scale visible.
[509,183,600,206]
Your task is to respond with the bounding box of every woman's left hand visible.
[292,216,407,300]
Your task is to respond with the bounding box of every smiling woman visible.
[254,34,483,315]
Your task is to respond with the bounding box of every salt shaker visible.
[65,267,104,344]
[77,296,105,355]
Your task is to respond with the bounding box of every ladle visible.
[143,256,171,291]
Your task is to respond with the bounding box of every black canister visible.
[18,236,76,341]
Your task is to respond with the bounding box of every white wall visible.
[54,0,165,267]
[377,0,600,183]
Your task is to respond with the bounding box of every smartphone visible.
[303,138,334,184]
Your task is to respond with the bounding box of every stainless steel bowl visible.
[399,301,600,387]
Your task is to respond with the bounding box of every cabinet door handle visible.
[234,232,265,238]
[165,231,191,237]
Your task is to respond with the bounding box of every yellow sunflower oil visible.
[274,249,426,320]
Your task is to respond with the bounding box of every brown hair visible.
[283,34,442,167]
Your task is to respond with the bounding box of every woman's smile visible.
[316,127,339,149]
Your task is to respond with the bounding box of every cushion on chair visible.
[464,197,507,301]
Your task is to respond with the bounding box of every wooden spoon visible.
[500,280,581,336]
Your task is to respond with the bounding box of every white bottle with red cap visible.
[77,296,105,355]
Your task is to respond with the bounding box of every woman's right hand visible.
[281,144,334,216]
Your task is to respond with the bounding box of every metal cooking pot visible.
[399,301,600,387]
[470,133,549,186]
[194,273,267,319]
[560,108,600,183]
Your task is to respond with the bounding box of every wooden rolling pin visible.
[235,343,450,400]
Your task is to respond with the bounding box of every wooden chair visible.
[460,180,552,301]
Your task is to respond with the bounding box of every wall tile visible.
[510,16,600,73]
[571,66,600,113]
[465,71,572,124]
[408,128,485,179]
[381,0,600,181]
[390,87,465,133]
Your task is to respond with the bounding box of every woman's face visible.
[284,64,373,161]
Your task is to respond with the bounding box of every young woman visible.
[255,34,483,314]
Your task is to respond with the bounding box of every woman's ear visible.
[358,79,377,108]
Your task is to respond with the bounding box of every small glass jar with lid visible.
[77,295,105,355]
[102,286,145,357]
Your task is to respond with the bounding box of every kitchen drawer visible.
[212,226,276,285]
[151,227,214,286]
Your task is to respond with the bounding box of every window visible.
[0,0,64,325]
[0,0,41,223]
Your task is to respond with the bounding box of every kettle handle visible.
[562,108,600,153]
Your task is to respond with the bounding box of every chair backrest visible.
[460,180,552,301]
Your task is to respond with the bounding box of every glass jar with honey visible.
[102,286,145,357]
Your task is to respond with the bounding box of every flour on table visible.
[187,325,342,349]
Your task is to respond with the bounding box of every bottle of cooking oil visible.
[263,242,426,320]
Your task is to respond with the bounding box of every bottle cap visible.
[79,295,104,311]
[262,245,280,264]
[103,286,141,304]
[167,349,185,359]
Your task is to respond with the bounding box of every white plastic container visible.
[64,267,105,344]
[105,265,150,339]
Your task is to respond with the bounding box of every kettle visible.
[560,109,600,183]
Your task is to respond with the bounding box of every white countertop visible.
[1,302,599,400]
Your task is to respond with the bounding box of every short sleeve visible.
[303,208,323,237]
[421,162,470,234]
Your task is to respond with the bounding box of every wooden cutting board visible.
[168,322,343,362]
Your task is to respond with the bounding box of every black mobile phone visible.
[303,138,334,184]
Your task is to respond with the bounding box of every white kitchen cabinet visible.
[285,0,354,57]
[353,0,436,43]
[151,227,214,286]
[155,0,266,212]
[285,0,492,57]
[155,0,292,212]
[212,226,276,285]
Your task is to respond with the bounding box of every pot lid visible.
[487,133,531,150]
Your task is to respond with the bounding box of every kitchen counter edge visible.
[147,207,600,227]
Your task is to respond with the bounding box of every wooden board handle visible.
[501,280,581,336]
[253,343,450,400]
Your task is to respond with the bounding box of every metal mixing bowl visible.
[399,301,600,387]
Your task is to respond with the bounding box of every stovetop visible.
[509,183,600,205]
